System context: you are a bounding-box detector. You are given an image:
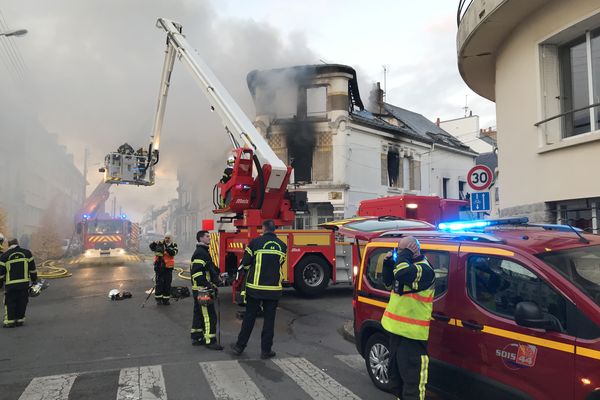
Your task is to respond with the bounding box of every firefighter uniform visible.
[0,245,37,328]
[234,232,287,357]
[190,243,220,347]
[149,240,178,305]
[382,248,435,400]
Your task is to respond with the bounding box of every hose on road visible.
[174,265,190,281]
[37,260,72,279]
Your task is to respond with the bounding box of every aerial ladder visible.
[103,18,306,237]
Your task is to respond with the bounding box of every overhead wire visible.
[0,10,28,75]
[0,9,25,80]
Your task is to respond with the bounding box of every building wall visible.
[440,115,494,154]
[493,1,600,215]
[0,112,84,239]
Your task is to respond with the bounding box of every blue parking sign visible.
[470,191,491,212]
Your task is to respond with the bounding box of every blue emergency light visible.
[82,214,90,220]
[438,217,529,231]
[120,214,128,220]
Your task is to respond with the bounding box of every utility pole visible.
[82,147,89,203]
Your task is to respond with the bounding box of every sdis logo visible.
[496,343,537,370]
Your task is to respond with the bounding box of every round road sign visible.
[467,165,493,191]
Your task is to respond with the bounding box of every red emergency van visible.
[354,218,600,399]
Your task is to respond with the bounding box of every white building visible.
[248,65,478,228]
[439,115,495,154]
[458,0,600,232]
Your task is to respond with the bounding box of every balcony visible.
[457,0,549,101]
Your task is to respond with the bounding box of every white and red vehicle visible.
[75,182,139,257]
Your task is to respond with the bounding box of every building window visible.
[459,180,466,200]
[540,27,600,141]
[409,158,421,191]
[306,87,327,118]
[559,36,592,137]
[387,148,400,187]
[442,178,450,199]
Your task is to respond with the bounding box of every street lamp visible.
[0,29,27,38]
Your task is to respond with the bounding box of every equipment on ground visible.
[170,286,190,299]
[141,286,155,308]
[29,280,48,297]
[108,288,132,300]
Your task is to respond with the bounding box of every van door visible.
[454,248,576,400]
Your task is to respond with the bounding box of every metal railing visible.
[457,0,474,27]
[534,102,600,127]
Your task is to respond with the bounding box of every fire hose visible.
[174,265,190,280]
[37,260,72,279]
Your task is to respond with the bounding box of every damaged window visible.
[307,87,327,118]
[288,122,315,183]
[387,148,400,187]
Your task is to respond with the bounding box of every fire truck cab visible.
[354,218,600,400]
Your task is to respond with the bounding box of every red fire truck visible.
[358,195,468,225]
[75,182,139,257]
[101,18,466,295]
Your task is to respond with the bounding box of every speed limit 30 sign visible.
[467,165,493,191]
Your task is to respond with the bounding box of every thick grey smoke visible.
[0,0,317,222]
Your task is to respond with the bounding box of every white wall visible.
[440,116,493,154]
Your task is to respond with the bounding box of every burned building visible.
[247,64,477,228]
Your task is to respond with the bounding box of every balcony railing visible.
[457,0,474,27]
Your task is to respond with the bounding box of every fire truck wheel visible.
[293,255,330,297]
[365,332,400,393]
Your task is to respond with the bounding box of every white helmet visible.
[0,233,4,245]
[227,155,235,166]
[108,289,120,300]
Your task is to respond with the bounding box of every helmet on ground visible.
[227,156,235,166]
[108,289,120,300]
[29,283,42,297]
[0,233,4,245]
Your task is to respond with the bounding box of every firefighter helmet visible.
[0,233,4,245]
[227,155,235,166]
[108,289,120,300]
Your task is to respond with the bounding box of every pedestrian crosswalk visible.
[9,354,378,400]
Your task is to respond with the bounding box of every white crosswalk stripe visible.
[10,355,369,400]
[200,360,267,400]
[334,354,365,372]
[18,373,78,400]
[116,365,167,400]
[272,357,362,400]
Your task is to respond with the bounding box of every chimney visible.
[436,117,440,127]
[376,82,384,113]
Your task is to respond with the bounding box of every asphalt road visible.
[0,255,397,400]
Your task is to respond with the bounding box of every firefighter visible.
[219,156,235,208]
[149,233,178,305]
[382,237,435,400]
[0,233,4,289]
[0,238,37,328]
[231,219,286,359]
[220,155,235,184]
[190,230,223,350]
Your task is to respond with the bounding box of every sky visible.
[0,0,495,222]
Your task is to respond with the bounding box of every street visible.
[0,256,395,400]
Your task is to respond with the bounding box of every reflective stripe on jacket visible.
[0,246,37,287]
[241,232,287,300]
[382,258,435,341]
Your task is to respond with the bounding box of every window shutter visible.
[540,44,561,144]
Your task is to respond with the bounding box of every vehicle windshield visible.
[87,220,123,234]
[343,219,433,232]
[537,245,600,307]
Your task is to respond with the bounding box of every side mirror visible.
[515,301,558,331]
